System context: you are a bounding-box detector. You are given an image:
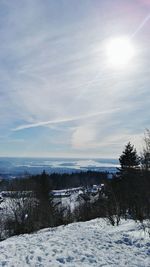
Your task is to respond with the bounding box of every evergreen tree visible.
[119,142,140,170]
[35,171,55,228]
[115,142,142,220]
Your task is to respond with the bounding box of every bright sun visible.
[106,37,135,68]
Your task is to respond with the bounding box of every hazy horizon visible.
[0,155,118,160]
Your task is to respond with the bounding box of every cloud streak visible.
[0,0,149,157]
[132,13,150,37]
[12,108,120,131]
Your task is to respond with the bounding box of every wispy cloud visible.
[132,13,150,37]
[12,108,120,131]
[0,0,149,157]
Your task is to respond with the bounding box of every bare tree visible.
[4,194,38,236]
[141,129,150,171]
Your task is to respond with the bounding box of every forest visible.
[0,130,149,240]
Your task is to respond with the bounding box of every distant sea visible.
[0,157,119,179]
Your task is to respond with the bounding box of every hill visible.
[0,219,149,266]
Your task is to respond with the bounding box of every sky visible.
[0,0,150,158]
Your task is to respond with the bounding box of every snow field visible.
[0,219,149,267]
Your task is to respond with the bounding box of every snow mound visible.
[0,219,149,267]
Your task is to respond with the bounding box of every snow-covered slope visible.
[0,219,149,267]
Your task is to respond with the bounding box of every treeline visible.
[2,170,108,192]
[0,130,150,239]
[71,134,150,227]
[0,170,108,240]
[110,140,150,224]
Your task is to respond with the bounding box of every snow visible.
[0,219,149,267]
[52,187,100,213]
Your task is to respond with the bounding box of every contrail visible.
[131,13,150,38]
[75,14,150,99]
[13,15,150,134]
[69,13,150,105]
[12,108,119,131]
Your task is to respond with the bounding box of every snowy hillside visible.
[0,219,149,267]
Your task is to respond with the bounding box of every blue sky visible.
[0,0,150,158]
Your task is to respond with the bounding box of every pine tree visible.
[117,142,140,219]
[119,142,140,170]
[35,171,55,228]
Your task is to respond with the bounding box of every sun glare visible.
[106,37,135,68]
